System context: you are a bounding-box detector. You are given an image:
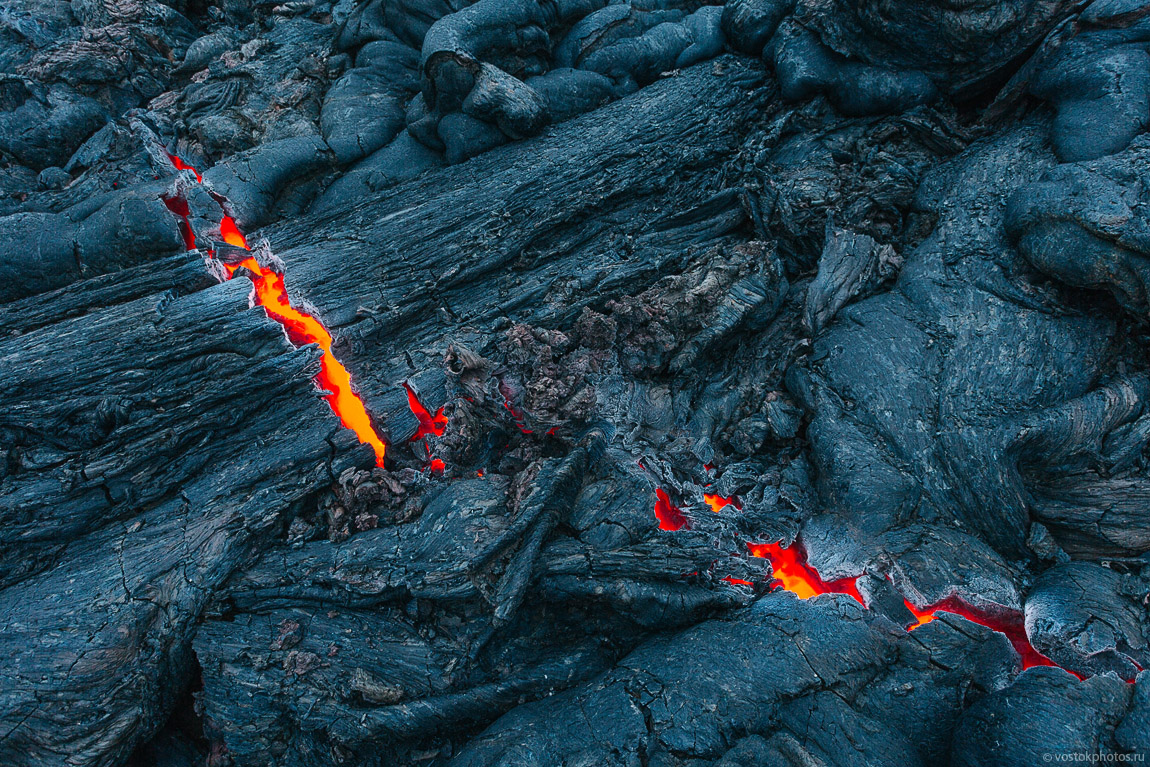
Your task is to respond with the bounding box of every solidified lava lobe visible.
[747,541,865,604]
[654,488,689,531]
[167,153,388,467]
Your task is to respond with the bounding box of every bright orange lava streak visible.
[219,216,248,249]
[747,541,865,603]
[168,153,387,467]
[704,493,738,512]
[654,488,689,531]
[225,255,387,466]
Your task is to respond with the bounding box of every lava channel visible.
[168,154,388,466]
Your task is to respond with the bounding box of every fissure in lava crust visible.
[169,154,388,466]
[744,539,1059,671]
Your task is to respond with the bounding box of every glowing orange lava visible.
[219,216,248,249]
[654,488,689,531]
[747,541,864,604]
[404,383,448,441]
[167,154,388,467]
[753,539,1060,672]
[722,576,754,586]
[704,493,739,512]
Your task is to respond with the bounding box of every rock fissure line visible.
[656,486,1070,673]
[168,154,390,467]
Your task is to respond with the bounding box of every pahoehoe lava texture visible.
[3,0,1150,765]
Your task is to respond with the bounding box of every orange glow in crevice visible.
[747,541,865,604]
[704,493,740,513]
[403,383,448,441]
[902,596,1058,671]
[722,576,754,586]
[219,216,248,249]
[168,152,202,182]
[167,153,388,467]
[654,488,689,531]
[752,539,1061,672]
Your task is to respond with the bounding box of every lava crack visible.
[169,153,388,467]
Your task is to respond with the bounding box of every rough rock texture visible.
[5,0,1150,766]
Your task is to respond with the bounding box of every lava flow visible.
[169,154,388,467]
[404,383,448,441]
[704,493,740,512]
[747,541,864,603]
[654,488,689,531]
[748,539,1058,671]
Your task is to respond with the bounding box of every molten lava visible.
[403,383,448,441]
[752,539,1060,671]
[654,488,689,531]
[903,599,937,630]
[747,541,865,603]
[167,153,388,467]
[162,195,196,250]
[219,216,248,249]
[704,493,739,512]
[500,392,533,434]
[227,256,387,466]
[168,152,202,182]
[902,596,1057,670]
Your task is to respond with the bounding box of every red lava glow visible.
[654,488,689,531]
[429,458,445,472]
[902,596,1058,671]
[500,394,533,434]
[168,153,388,467]
[168,152,202,182]
[704,493,740,512]
[903,599,938,630]
[219,216,248,249]
[162,195,196,250]
[722,576,754,586]
[747,541,864,604]
[753,539,1060,672]
[403,383,448,441]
